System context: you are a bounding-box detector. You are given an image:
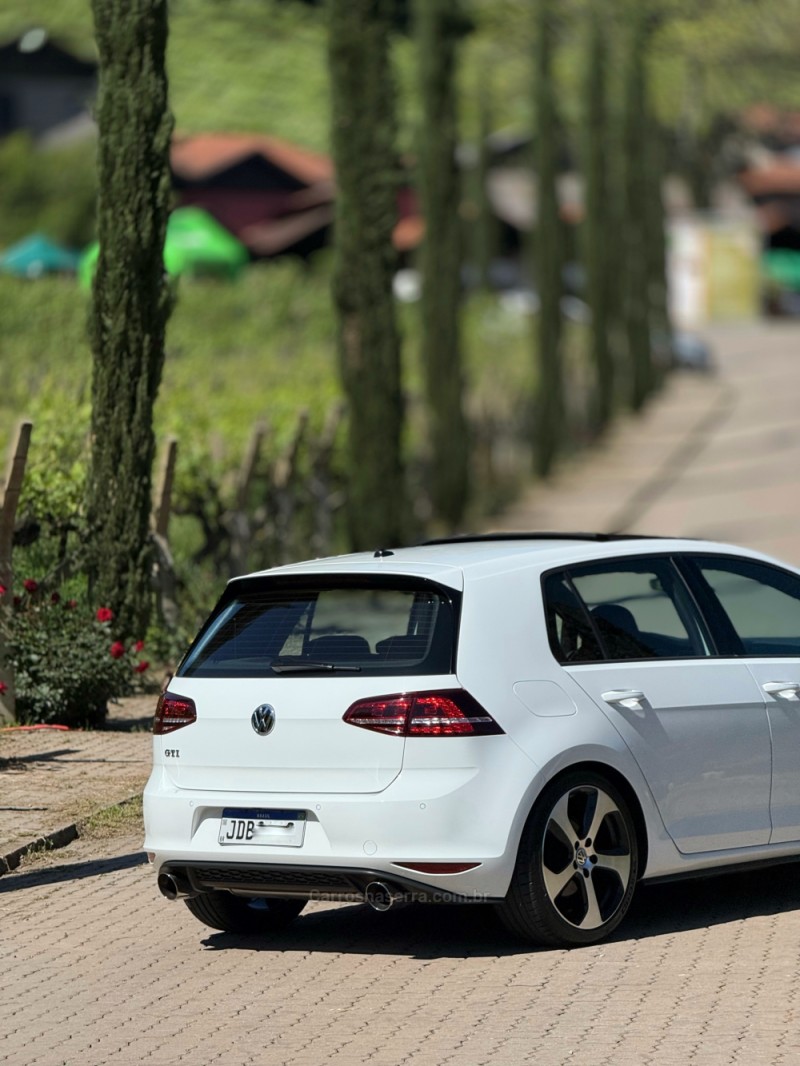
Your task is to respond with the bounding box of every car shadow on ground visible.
[199,860,800,959]
[6,848,798,959]
[0,851,146,892]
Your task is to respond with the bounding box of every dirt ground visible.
[0,695,157,868]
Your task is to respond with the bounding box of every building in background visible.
[0,30,96,143]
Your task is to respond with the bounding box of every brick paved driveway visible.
[3,829,800,1066]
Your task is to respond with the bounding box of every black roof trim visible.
[421,532,672,546]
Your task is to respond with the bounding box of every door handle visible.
[763,682,800,701]
[601,689,646,709]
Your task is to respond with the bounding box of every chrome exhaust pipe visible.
[157,871,196,901]
[364,881,405,912]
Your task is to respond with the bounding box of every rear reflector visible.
[153,693,197,735]
[394,861,482,874]
[343,689,503,737]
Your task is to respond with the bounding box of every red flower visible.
[109,641,126,660]
[22,579,38,593]
[134,640,145,653]
[0,681,7,694]
[134,660,149,674]
[96,607,114,623]
[50,592,61,605]
[66,599,78,610]
[0,584,7,597]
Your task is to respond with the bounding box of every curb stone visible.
[0,793,142,876]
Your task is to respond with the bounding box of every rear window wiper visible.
[271,660,362,674]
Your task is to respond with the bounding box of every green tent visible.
[0,234,79,278]
[79,207,249,288]
[763,249,800,292]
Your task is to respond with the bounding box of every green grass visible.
[1,261,340,459]
[2,262,540,464]
[80,795,143,841]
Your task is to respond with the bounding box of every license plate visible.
[218,808,306,847]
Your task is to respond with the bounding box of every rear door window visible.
[544,557,711,663]
[177,577,458,677]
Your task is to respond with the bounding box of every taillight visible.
[343,690,504,737]
[153,693,197,735]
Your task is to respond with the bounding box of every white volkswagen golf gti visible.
[143,533,800,946]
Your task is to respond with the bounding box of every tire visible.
[183,892,307,934]
[498,770,639,947]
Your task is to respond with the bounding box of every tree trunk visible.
[646,121,671,385]
[474,66,496,292]
[622,7,653,412]
[415,0,470,529]
[533,0,564,477]
[583,11,614,435]
[328,0,406,550]
[86,0,173,638]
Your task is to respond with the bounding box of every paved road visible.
[4,828,800,1066]
[4,320,800,1066]
[499,321,800,565]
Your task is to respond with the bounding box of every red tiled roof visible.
[740,105,800,142]
[739,162,800,197]
[241,205,334,256]
[171,133,334,186]
[393,215,424,252]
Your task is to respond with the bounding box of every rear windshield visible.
[177,576,459,678]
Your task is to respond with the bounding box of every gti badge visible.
[251,703,276,736]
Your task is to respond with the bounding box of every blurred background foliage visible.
[2,0,800,149]
[2,0,800,653]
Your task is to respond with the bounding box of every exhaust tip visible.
[364,881,404,912]
[157,871,195,901]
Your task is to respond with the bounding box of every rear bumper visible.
[159,859,504,903]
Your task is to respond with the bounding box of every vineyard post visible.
[230,420,268,575]
[151,436,179,630]
[0,421,33,723]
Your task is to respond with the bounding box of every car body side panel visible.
[568,660,772,854]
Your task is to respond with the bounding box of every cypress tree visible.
[328,0,406,550]
[86,0,173,638]
[646,121,671,383]
[621,4,653,411]
[583,10,614,435]
[474,66,496,293]
[415,0,470,528]
[533,0,564,477]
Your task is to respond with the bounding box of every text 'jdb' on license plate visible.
[218,808,306,847]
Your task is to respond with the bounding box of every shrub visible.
[0,132,97,249]
[2,585,149,728]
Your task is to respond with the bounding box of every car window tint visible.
[569,559,709,661]
[543,572,603,664]
[178,581,456,677]
[694,557,800,657]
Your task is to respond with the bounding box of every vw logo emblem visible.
[251,703,276,736]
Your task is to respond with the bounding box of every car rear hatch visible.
[160,572,461,795]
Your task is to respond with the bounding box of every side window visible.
[543,572,603,664]
[569,558,710,661]
[693,556,800,657]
